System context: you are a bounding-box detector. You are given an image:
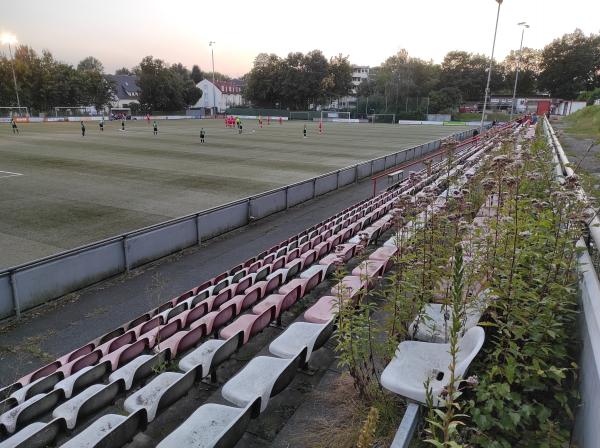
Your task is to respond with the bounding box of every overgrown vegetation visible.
[331,126,583,446]
[564,105,600,139]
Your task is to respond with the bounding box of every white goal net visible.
[319,111,351,122]
[369,113,396,124]
[0,106,29,118]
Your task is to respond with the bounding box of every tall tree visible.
[500,47,541,96]
[115,67,132,75]
[191,65,203,83]
[538,29,600,98]
[77,56,104,73]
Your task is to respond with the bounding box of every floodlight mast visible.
[209,41,216,116]
[480,0,503,132]
[509,22,530,120]
[1,33,21,114]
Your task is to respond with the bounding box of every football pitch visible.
[0,119,474,268]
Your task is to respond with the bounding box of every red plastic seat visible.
[304,296,343,323]
[252,286,301,321]
[330,276,366,302]
[299,249,317,269]
[175,301,210,328]
[96,331,136,356]
[219,306,276,344]
[159,325,206,359]
[191,303,236,335]
[102,339,148,370]
[351,259,386,284]
[145,320,181,348]
[234,274,255,295]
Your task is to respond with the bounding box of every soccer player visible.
[11,118,19,134]
[153,120,158,135]
[99,119,104,132]
[279,116,283,125]
[81,121,86,137]
[238,122,243,134]
[200,128,205,143]
[303,124,307,138]
[267,115,271,125]
[258,115,263,128]
[121,120,125,131]
[318,120,323,134]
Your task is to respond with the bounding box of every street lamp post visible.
[1,33,21,115]
[480,0,503,132]
[209,41,216,117]
[509,22,529,120]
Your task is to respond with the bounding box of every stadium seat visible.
[191,302,236,335]
[54,362,109,399]
[380,326,485,406]
[219,288,261,315]
[221,352,304,412]
[52,381,120,429]
[59,412,144,448]
[351,259,387,285]
[0,419,63,448]
[178,331,244,382]
[219,306,276,344]
[157,399,260,448]
[269,319,335,363]
[330,276,366,303]
[173,301,210,328]
[9,372,62,404]
[304,296,344,324]
[159,324,206,359]
[0,390,62,434]
[124,370,196,422]
[252,287,301,325]
[101,338,148,370]
[109,351,168,391]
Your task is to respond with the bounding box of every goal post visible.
[54,106,102,118]
[320,111,351,122]
[289,111,310,121]
[369,113,396,124]
[0,106,29,118]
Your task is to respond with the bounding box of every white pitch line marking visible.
[0,170,24,179]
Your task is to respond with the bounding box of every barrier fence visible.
[0,128,474,321]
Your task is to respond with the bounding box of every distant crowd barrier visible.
[0,128,475,321]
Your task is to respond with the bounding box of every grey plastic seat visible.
[0,420,63,448]
[52,382,120,429]
[9,372,62,405]
[0,390,62,434]
[178,332,243,382]
[123,370,195,422]
[269,319,335,363]
[221,351,304,412]
[109,352,167,391]
[157,399,260,448]
[381,326,485,406]
[54,362,109,399]
[59,412,144,448]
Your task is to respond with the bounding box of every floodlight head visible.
[209,41,215,46]
[0,32,17,45]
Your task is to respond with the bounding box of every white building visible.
[106,75,141,110]
[192,79,245,115]
[335,65,370,109]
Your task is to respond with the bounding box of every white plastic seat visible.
[410,301,487,343]
[381,326,485,406]
[52,384,105,429]
[124,372,184,422]
[109,354,156,390]
[269,320,334,362]
[156,401,257,448]
[222,355,300,412]
[59,414,131,448]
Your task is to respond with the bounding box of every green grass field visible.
[0,119,473,268]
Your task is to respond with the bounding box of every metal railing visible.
[544,117,599,448]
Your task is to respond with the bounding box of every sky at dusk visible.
[2,0,599,77]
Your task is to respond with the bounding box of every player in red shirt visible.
[279,116,283,125]
[258,115,263,128]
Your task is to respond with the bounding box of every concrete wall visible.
[0,128,473,321]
